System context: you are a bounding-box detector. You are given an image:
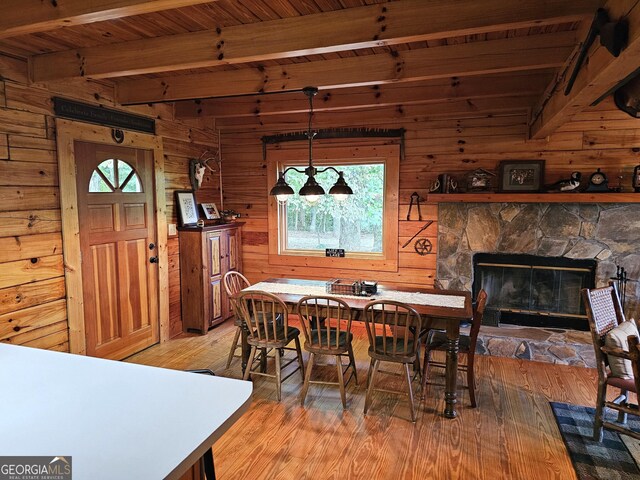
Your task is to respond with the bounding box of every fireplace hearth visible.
[473,253,596,330]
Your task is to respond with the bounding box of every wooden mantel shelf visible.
[426,193,640,204]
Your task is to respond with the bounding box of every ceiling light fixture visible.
[269,86,353,204]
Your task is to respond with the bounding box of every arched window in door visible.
[89,159,143,193]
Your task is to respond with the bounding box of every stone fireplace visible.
[436,202,640,366]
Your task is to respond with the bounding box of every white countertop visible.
[0,344,252,479]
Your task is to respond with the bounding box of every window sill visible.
[268,253,398,272]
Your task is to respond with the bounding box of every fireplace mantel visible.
[427,193,640,204]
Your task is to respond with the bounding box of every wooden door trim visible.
[56,119,169,355]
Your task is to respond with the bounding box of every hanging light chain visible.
[306,87,316,174]
[269,86,353,203]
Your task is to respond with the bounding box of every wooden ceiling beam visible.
[117,31,576,104]
[30,0,597,81]
[0,0,216,39]
[530,0,640,139]
[214,96,537,131]
[174,72,553,119]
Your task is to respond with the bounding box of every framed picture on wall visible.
[200,202,220,220]
[498,160,545,192]
[174,190,199,226]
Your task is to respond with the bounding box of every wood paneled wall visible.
[163,136,221,338]
[0,52,219,350]
[3,39,639,353]
[219,98,640,289]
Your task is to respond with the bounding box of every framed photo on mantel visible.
[175,190,199,226]
[498,160,545,193]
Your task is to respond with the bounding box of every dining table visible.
[239,277,473,419]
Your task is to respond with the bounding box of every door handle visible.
[149,256,158,264]
[149,242,156,250]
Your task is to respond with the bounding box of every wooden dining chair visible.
[297,296,357,408]
[237,290,305,401]
[363,300,423,422]
[421,289,487,408]
[583,283,640,441]
[223,271,251,369]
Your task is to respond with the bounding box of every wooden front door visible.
[75,141,159,359]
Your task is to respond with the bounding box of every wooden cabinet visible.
[178,223,243,333]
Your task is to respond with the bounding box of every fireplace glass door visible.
[473,254,596,330]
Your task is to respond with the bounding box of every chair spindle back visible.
[297,296,352,350]
[236,290,289,343]
[363,300,422,358]
[223,271,250,320]
[223,271,250,296]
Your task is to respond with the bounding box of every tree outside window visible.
[283,163,384,254]
[268,145,399,272]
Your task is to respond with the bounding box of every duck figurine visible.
[545,171,582,192]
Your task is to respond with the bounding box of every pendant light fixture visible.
[269,86,353,204]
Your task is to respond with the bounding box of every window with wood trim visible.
[283,162,384,254]
[89,159,142,193]
[268,145,399,272]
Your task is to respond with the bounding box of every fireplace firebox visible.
[472,253,597,331]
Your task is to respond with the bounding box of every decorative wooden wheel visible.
[414,238,433,255]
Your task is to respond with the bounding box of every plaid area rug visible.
[550,402,640,479]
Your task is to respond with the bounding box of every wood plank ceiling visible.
[2,0,636,137]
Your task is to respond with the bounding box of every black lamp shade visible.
[270,175,295,197]
[299,175,325,197]
[329,173,353,196]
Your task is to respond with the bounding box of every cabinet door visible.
[207,233,222,277]
[221,228,240,319]
[227,228,240,271]
[209,279,223,326]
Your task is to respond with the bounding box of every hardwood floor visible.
[127,319,599,480]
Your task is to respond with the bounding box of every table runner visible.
[243,281,466,309]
